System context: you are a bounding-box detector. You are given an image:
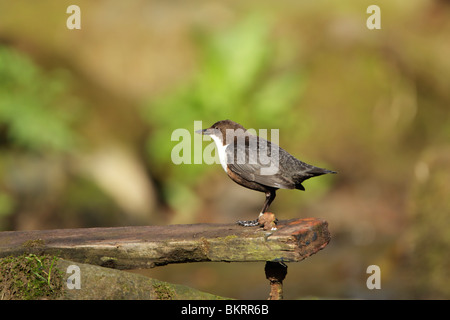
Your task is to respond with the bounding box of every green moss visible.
[100,256,117,262]
[152,281,176,300]
[222,235,238,242]
[21,239,45,248]
[0,253,63,300]
[200,237,210,257]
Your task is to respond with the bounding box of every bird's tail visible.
[294,166,337,190]
[307,166,337,176]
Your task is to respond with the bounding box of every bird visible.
[196,120,336,227]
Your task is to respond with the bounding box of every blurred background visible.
[0,0,449,299]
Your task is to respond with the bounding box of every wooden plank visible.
[0,218,330,270]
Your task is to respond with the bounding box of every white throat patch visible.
[210,134,229,173]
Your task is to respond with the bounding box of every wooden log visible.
[0,218,330,270]
[265,261,288,300]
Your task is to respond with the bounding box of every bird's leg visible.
[237,190,276,227]
[261,190,276,214]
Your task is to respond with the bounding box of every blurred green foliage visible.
[0,192,14,218]
[0,46,79,152]
[408,148,450,298]
[0,45,83,224]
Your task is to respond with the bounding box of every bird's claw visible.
[237,213,279,230]
[236,219,260,227]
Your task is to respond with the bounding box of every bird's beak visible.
[195,128,212,135]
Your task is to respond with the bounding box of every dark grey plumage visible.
[228,134,335,191]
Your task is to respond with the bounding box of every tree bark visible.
[0,218,330,270]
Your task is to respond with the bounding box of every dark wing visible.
[226,136,296,189]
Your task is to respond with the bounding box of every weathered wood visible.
[0,218,330,270]
[265,261,288,300]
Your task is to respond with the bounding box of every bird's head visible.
[196,120,247,145]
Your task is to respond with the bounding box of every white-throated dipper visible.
[196,120,336,227]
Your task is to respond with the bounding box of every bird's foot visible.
[237,219,260,227]
[237,212,278,230]
[258,212,278,231]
